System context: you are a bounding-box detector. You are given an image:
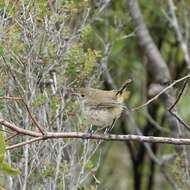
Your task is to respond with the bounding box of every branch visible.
[5,132,18,142]
[132,74,190,111]
[22,101,47,135]
[0,96,23,100]
[169,78,189,110]
[168,78,190,132]
[6,132,190,150]
[166,0,190,70]
[0,96,47,135]
[6,137,44,150]
[127,0,182,138]
[2,118,190,150]
[127,0,171,83]
[0,119,40,137]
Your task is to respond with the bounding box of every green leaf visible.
[0,161,21,176]
[0,133,5,163]
[32,94,48,107]
[0,133,20,176]
[85,161,94,170]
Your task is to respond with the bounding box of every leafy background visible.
[0,0,190,189]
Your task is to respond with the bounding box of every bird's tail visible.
[115,79,132,96]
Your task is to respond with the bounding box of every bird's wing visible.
[88,101,124,109]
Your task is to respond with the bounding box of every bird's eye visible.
[81,94,85,97]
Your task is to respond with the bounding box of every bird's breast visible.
[82,106,123,127]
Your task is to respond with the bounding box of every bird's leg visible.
[87,124,95,137]
[104,118,117,134]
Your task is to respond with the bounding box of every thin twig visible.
[167,0,190,70]
[167,77,190,181]
[145,112,170,133]
[132,74,190,111]
[5,132,19,142]
[22,100,47,135]
[168,77,190,132]
[0,128,14,134]
[0,96,23,100]
[1,56,46,135]
[6,137,44,150]
[169,78,189,110]
[161,167,179,190]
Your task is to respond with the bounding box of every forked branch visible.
[1,118,190,151]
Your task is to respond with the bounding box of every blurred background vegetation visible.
[0,0,190,189]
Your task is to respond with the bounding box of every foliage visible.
[0,133,20,176]
[0,0,190,189]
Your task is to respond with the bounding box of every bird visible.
[76,79,131,129]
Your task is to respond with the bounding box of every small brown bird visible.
[76,79,131,128]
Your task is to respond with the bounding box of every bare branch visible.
[5,132,18,142]
[6,137,44,150]
[128,0,171,83]
[0,96,47,135]
[2,118,190,150]
[169,111,190,132]
[0,96,23,100]
[132,74,190,111]
[22,101,47,135]
[0,119,40,137]
[167,0,190,70]
[168,78,190,132]
[5,131,190,151]
[169,78,189,111]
